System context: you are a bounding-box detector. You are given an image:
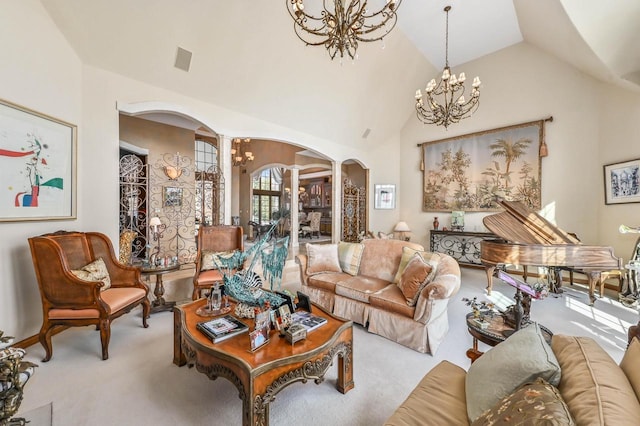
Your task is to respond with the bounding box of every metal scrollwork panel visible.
[430,232,487,266]
[119,154,149,262]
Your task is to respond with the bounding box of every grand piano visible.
[480,199,622,305]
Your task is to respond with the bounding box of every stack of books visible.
[197,315,249,343]
[291,311,327,332]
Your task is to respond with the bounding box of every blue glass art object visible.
[213,223,285,307]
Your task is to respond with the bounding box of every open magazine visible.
[291,311,327,332]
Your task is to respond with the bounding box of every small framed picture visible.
[603,158,640,205]
[374,184,396,209]
[163,186,183,207]
[249,327,269,352]
[255,310,271,331]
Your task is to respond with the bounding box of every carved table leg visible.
[151,273,176,313]
[586,271,602,305]
[337,333,354,394]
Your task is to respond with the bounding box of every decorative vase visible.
[433,217,439,230]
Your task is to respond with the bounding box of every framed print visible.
[163,186,183,207]
[420,120,544,212]
[374,184,396,209]
[0,98,77,221]
[604,158,640,205]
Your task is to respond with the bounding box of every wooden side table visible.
[140,264,180,314]
[465,312,553,363]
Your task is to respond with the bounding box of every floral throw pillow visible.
[71,257,111,291]
[471,378,575,425]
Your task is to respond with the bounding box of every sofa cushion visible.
[385,361,469,426]
[359,239,424,283]
[201,250,236,271]
[620,337,640,402]
[368,285,415,318]
[393,246,440,284]
[552,334,640,425]
[397,254,438,306]
[335,276,390,303]
[471,378,574,426]
[307,272,352,293]
[338,242,365,276]
[306,243,341,276]
[466,323,561,422]
[71,257,111,291]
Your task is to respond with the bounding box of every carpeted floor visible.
[18,266,638,426]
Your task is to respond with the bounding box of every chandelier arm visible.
[354,16,398,41]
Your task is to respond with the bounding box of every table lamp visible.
[394,221,411,241]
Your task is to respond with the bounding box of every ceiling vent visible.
[362,128,371,139]
[174,47,192,72]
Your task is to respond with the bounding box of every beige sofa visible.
[295,239,461,354]
[386,334,640,425]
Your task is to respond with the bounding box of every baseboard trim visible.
[12,326,69,349]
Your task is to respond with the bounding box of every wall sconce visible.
[163,152,184,180]
[394,221,411,241]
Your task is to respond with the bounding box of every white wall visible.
[0,0,82,339]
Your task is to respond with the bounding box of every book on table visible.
[197,315,249,343]
[291,311,327,332]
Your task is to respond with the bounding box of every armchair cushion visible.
[398,254,436,306]
[71,257,111,290]
[306,243,341,276]
[466,323,561,421]
[393,247,440,284]
[338,242,365,276]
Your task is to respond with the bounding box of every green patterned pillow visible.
[393,246,440,284]
[201,250,236,271]
[472,378,574,425]
[71,257,111,291]
[338,242,365,276]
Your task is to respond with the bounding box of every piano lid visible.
[483,199,581,245]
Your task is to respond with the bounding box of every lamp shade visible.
[149,217,162,227]
[394,221,410,232]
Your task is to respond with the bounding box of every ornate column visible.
[219,134,233,224]
[332,160,342,243]
[291,167,300,248]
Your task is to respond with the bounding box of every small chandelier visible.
[231,138,254,167]
[286,0,402,60]
[415,6,481,129]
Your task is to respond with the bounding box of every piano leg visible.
[484,265,496,295]
[585,271,602,305]
[547,266,564,294]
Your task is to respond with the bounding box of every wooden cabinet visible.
[303,179,331,209]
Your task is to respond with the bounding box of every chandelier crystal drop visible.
[286,0,402,60]
[231,138,254,167]
[415,6,481,129]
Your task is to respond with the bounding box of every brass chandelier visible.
[286,0,402,60]
[415,6,481,129]
[231,138,254,167]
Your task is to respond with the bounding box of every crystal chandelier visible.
[231,138,254,167]
[415,6,481,129]
[286,0,402,60]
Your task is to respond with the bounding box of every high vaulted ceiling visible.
[40,0,640,148]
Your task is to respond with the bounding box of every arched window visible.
[195,139,223,226]
[252,168,282,224]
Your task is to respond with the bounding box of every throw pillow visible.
[201,250,237,271]
[337,242,365,276]
[393,246,440,284]
[620,337,640,402]
[465,323,562,422]
[398,254,436,306]
[71,258,111,291]
[306,243,341,276]
[471,378,575,425]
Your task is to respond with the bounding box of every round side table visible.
[140,264,180,314]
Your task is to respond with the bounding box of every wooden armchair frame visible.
[28,231,150,361]
[192,225,244,300]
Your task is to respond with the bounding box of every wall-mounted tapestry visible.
[420,120,545,212]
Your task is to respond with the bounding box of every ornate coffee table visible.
[173,299,354,426]
[466,312,553,363]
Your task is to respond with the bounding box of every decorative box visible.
[284,323,307,345]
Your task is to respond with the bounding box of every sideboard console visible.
[429,230,497,267]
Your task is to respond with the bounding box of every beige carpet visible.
[18,266,638,426]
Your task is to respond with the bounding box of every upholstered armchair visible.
[192,225,244,300]
[28,231,150,361]
[300,212,322,238]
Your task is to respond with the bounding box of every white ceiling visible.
[40,0,640,146]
